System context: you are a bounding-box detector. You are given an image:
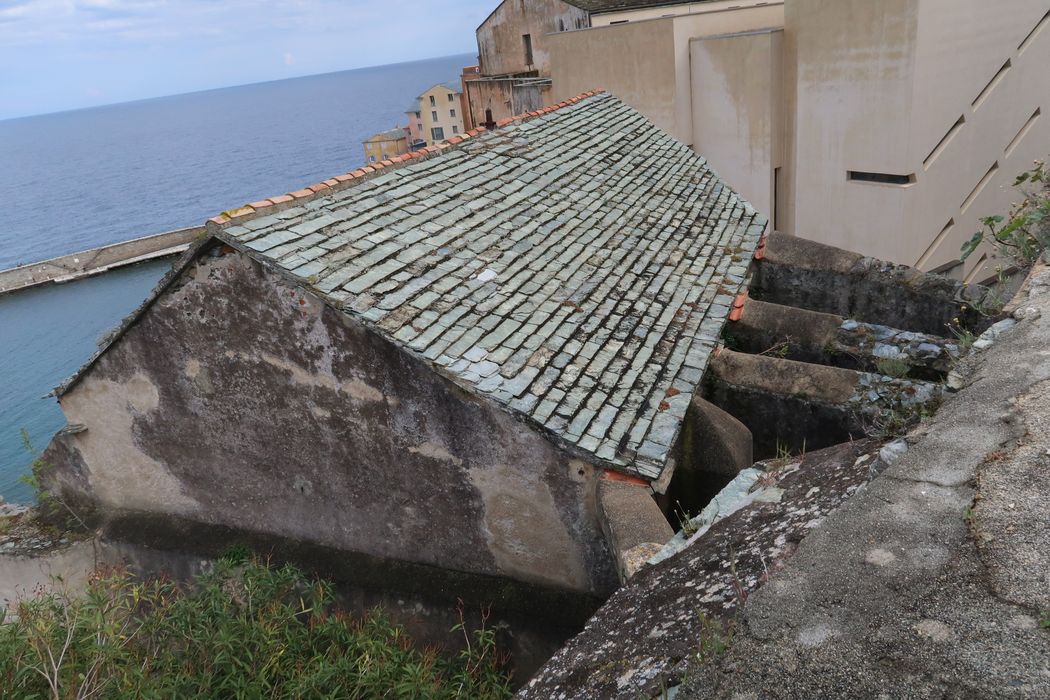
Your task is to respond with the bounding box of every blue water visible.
[0,54,472,503]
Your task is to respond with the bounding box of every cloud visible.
[0,0,492,119]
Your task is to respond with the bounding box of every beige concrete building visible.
[362,128,409,164]
[546,0,1050,283]
[418,82,466,146]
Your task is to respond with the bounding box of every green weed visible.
[0,558,513,699]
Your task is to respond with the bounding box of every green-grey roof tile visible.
[216,92,765,481]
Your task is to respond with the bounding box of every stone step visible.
[727,297,959,380]
[703,348,942,459]
[750,231,997,336]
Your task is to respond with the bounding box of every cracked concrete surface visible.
[680,266,1050,698]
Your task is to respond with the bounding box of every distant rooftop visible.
[566,0,716,14]
[198,92,763,479]
[418,81,462,98]
[364,128,408,143]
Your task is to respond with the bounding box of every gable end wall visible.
[44,247,618,595]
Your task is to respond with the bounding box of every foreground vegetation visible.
[0,556,512,699]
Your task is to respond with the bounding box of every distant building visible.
[466,0,708,129]
[459,64,482,131]
[362,128,409,164]
[403,104,426,151]
[546,0,1050,283]
[418,82,466,146]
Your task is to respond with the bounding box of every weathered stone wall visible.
[43,247,618,595]
[476,0,588,77]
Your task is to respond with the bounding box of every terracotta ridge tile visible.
[602,470,651,486]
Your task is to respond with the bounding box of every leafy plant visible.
[946,318,977,351]
[961,161,1050,266]
[0,559,513,699]
[874,357,911,379]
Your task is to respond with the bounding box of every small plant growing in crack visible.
[875,357,911,379]
[674,500,699,538]
[696,612,735,661]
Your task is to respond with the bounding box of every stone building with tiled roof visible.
[42,91,764,598]
[361,127,409,164]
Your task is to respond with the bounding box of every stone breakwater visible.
[0,227,201,296]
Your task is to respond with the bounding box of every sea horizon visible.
[0,51,476,124]
[0,51,474,503]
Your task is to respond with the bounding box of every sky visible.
[0,0,494,120]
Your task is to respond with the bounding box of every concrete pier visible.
[0,227,201,296]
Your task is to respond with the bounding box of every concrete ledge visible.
[731,298,958,378]
[705,349,943,457]
[666,397,753,513]
[519,439,885,699]
[598,477,674,583]
[753,231,994,336]
[708,348,859,405]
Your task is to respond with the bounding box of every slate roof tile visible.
[213,92,765,480]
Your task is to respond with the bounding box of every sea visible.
[0,53,473,503]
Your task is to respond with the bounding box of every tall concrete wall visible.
[549,3,785,145]
[690,28,783,220]
[787,0,1050,281]
[591,0,777,26]
[43,246,618,595]
[550,19,679,137]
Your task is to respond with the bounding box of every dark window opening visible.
[431,127,445,142]
[848,171,915,186]
[523,34,533,66]
[773,167,781,231]
[484,108,495,130]
[558,19,565,31]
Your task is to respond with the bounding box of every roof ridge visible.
[205,89,608,234]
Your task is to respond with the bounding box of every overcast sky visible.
[0,0,493,120]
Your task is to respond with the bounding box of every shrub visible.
[962,161,1050,267]
[0,558,512,699]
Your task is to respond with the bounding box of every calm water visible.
[0,54,472,503]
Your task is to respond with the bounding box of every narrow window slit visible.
[917,219,955,270]
[847,171,915,186]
